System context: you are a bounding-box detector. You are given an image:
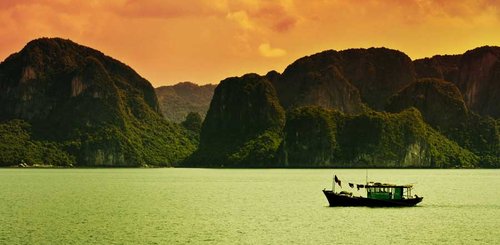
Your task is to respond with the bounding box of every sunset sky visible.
[1,0,499,86]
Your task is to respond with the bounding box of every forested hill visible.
[0,38,196,167]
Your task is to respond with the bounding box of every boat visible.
[323,175,423,207]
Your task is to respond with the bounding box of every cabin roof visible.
[365,182,413,188]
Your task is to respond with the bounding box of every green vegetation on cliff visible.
[278,107,339,167]
[0,120,75,166]
[280,107,477,168]
[387,78,499,167]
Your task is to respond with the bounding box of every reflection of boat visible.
[323,176,423,207]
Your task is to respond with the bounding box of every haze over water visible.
[1,169,499,244]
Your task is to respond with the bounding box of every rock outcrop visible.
[187,73,285,167]
[414,54,461,84]
[456,46,500,118]
[414,46,500,118]
[338,48,416,110]
[274,50,364,113]
[386,78,468,133]
[387,78,499,167]
[274,48,415,113]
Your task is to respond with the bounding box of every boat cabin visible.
[365,182,414,200]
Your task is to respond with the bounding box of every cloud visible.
[258,43,286,58]
[252,1,297,32]
[226,10,254,30]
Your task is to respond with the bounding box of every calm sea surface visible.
[0,168,499,244]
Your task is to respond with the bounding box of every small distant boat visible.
[323,174,423,207]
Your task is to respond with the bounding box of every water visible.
[0,169,499,244]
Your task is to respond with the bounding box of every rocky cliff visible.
[386,78,468,133]
[0,38,195,166]
[414,46,500,118]
[456,46,500,118]
[338,48,416,110]
[387,78,499,166]
[187,73,285,167]
[414,54,461,84]
[273,48,415,113]
[155,82,216,123]
[274,50,364,113]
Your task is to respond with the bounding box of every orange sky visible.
[1,0,500,86]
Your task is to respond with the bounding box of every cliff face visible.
[155,82,216,123]
[387,78,499,166]
[274,48,415,113]
[414,46,500,118]
[0,38,195,166]
[387,78,468,133]
[278,107,339,167]
[456,46,500,118]
[414,55,461,84]
[338,48,416,110]
[274,50,364,114]
[188,73,285,167]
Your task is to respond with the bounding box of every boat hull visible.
[323,190,423,207]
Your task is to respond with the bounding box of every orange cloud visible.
[259,43,287,58]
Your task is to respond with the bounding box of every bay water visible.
[1,169,499,244]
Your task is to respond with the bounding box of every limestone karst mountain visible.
[0,38,196,166]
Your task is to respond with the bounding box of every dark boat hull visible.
[323,190,423,207]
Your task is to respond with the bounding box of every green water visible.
[1,169,499,244]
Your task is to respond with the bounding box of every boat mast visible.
[332,173,335,192]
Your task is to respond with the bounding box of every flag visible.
[334,175,342,188]
[357,184,364,190]
[349,183,354,188]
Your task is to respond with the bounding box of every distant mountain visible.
[0,38,196,167]
[155,82,215,123]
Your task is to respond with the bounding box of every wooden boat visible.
[323,179,423,207]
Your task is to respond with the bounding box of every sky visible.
[1,0,500,86]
